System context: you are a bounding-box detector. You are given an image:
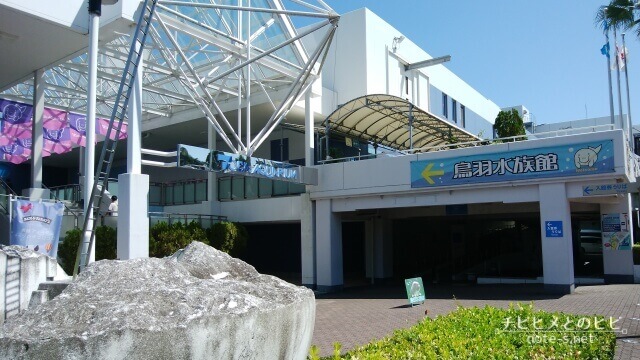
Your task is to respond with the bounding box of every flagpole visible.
[622,33,633,148]
[605,28,615,125]
[614,28,625,132]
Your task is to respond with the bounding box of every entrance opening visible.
[571,214,604,277]
[242,223,301,284]
[342,221,366,286]
[394,214,542,284]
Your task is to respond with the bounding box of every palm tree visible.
[595,0,638,37]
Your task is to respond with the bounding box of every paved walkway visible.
[312,284,640,359]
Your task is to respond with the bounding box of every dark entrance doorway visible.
[394,214,543,284]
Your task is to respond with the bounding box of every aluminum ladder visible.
[73,0,158,277]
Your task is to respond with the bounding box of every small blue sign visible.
[545,221,563,237]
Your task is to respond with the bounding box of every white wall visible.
[311,130,629,202]
[310,8,500,139]
[0,0,140,34]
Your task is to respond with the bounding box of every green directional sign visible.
[404,277,425,305]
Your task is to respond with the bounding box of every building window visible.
[405,76,409,95]
[442,93,448,118]
[452,99,457,123]
[460,105,466,128]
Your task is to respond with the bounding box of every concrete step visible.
[37,280,71,300]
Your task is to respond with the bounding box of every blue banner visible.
[411,140,615,188]
[10,200,64,258]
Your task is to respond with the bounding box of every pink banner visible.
[43,108,71,156]
[68,112,87,147]
[0,98,128,165]
[97,117,128,140]
[0,138,31,164]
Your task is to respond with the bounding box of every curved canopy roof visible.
[323,94,480,152]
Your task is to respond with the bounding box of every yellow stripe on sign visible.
[421,163,444,185]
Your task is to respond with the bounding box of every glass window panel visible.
[232,177,244,200]
[245,177,259,199]
[218,178,231,201]
[174,183,185,205]
[195,181,207,202]
[258,178,272,198]
[289,182,306,195]
[273,180,288,196]
[107,181,118,198]
[184,182,195,203]
[165,186,174,205]
[149,185,161,205]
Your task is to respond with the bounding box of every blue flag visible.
[601,43,610,58]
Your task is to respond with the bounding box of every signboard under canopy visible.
[177,144,317,185]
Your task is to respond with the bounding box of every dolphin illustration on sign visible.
[574,145,601,168]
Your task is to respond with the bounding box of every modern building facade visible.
[0,1,636,295]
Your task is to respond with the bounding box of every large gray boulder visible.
[0,242,315,360]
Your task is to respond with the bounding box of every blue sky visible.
[324,0,639,126]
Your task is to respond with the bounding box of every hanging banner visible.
[0,98,128,164]
[411,140,615,188]
[43,107,71,156]
[10,199,64,258]
[602,213,631,251]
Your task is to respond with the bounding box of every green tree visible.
[595,0,638,37]
[493,109,526,141]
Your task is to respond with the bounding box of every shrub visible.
[57,226,118,275]
[494,109,526,141]
[325,304,616,359]
[149,221,207,258]
[206,221,248,257]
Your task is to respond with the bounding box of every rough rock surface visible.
[0,242,315,360]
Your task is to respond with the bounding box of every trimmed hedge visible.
[206,221,248,258]
[633,243,640,265]
[149,221,207,258]
[58,221,250,272]
[149,221,248,258]
[57,226,117,275]
[316,304,616,359]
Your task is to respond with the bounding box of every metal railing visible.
[149,212,226,228]
[0,178,17,214]
[43,183,80,229]
[47,183,82,203]
[319,124,618,164]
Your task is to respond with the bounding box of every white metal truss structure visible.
[1,0,339,157]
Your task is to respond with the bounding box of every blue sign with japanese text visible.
[410,140,615,188]
[545,221,563,238]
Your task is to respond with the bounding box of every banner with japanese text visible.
[411,140,615,188]
[10,199,64,258]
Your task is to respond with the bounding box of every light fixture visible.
[392,35,405,53]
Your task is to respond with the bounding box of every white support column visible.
[23,69,49,199]
[315,199,342,292]
[539,183,574,294]
[300,192,316,288]
[117,45,149,260]
[601,194,635,283]
[82,10,100,265]
[304,90,314,166]
[207,123,220,214]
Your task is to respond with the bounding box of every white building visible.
[0,1,636,295]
